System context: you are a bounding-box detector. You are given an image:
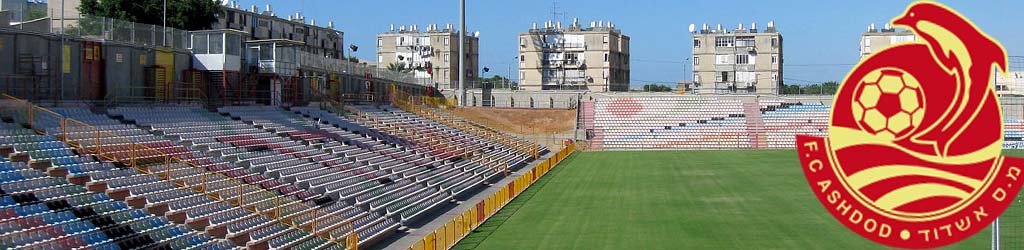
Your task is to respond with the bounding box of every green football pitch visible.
[451,150,1024,250]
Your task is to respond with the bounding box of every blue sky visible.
[243,0,1023,88]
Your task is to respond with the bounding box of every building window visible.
[565,53,580,64]
[520,38,526,46]
[715,55,730,65]
[193,34,208,54]
[444,53,450,63]
[445,37,450,46]
[693,39,701,48]
[693,56,699,65]
[735,54,750,65]
[377,38,382,47]
[715,37,734,47]
[210,34,223,54]
[736,36,755,47]
[737,72,756,84]
[694,74,700,83]
[225,34,240,56]
[603,36,609,43]
[771,54,778,65]
[771,37,778,47]
[604,53,609,62]
[772,73,779,84]
[378,56,383,63]
[520,54,525,62]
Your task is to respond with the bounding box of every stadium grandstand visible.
[0,91,547,249]
[581,95,1024,150]
[2,2,1024,250]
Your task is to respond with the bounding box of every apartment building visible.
[213,3,344,59]
[46,0,80,29]
[377,24,480,89]
[860,23,915,59]
[518,19,630,92]
[997,71,1024,96]
[692,22,782,94]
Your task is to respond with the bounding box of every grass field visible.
[452,150,1024,250]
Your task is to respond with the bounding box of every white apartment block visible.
[377,24,479,90]
[518,19,630,92]
[692,22,782,94]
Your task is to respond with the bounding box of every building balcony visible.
[541,43,586,51]
[541,60,586,68]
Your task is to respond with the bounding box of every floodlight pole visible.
[163,0,167,46]
[458,0,466,106]
[60,0,65,103]
[992,217,1000,250]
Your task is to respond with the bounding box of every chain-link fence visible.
[45,14,190,50]
[998,56,1024,250]
[297,51,416,85]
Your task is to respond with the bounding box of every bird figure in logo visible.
[890,2,1007,157]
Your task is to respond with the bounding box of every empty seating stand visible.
[759,100,830,149]
[594,97,751,150]
[593,97,1023,150]
[221,106,464,224]
[0,122,235,250]
[0,99,546,249]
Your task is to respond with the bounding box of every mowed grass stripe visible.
[451,150,1022,249]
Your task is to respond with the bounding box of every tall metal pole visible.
[458,0,466,106]
[60,0,65,34]
[60,0,66,102]
[993,217,1000,250]
[163,0,167,46]
[992,66,1003,250]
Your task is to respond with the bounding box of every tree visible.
[821,81,840,95]
[783,84,801,95]
[478,75,517,89]
[386,62,412,73]
[78,0,221,31]
[803,84,823,95]
[25,8,47,21]
[347,56,359,63]
[642,84,673,92]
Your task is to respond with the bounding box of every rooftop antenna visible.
[551,0,567,26]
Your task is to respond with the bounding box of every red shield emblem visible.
[797,2,1022,248]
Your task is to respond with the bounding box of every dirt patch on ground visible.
[448,107,576,134]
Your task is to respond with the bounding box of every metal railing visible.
[297,51,417,85]
[408,143,576,250]
[392,89,540,159]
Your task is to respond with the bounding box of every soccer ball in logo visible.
[852,69,925,139]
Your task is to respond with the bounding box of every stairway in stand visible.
[743,102,766,149]
[580,101,595,131]
[591,129,604,150]
[580,100,603,150]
